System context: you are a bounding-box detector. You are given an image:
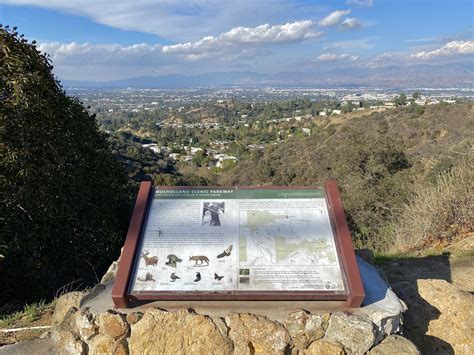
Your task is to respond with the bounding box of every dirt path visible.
[0,305,54,347]
[377,236,474,354]
[379,236,474,293]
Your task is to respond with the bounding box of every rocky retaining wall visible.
[47,253,423,354]
[49,292,418,354]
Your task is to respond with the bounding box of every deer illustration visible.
[141,250,158,266]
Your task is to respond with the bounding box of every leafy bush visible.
[395,161,474,250]
[0,27,129,307]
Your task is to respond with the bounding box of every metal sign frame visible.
[112,181,364,308]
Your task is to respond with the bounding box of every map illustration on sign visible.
[128,188,347,294]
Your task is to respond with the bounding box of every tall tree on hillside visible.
[394,93,407,106]
[0,26,129,306]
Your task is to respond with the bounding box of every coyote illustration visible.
[189,255,209,266]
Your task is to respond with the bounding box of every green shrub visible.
[395,161,474,250]
[0,27,129,306]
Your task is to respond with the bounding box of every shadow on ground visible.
[379,253,454,354]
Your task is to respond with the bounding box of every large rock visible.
[324,312,376,354]
[88,334,128,355]
[100,261,120,285]
[356,256,406,342]
[100,249,122,285]
[52,291,85,325]
[225,313,292,354]
[51,328,87,355]
[125,312,143,325]
[301,339,345,355]
[95,310,129,340]
[129,308,233,354]
[368,335,420,354]
[284,310,329,349]
[394,279,474,354]
[73,307,97,341]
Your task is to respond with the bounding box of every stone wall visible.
[48,253,421,354]
[50,292,419,354]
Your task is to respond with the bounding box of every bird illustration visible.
[194,272,201,282]
[217,245,233,258]
[170,273,180,282]
[214,273,224,281]
[137,272,155,282]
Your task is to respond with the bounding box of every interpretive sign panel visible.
[112,182,365,308]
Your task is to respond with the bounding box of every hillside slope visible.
[218,103,473,250]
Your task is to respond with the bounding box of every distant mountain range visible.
[62,62,473,89]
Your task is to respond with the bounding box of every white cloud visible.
[341,18,362,30]
[35,19,322,79]
[373,52,392,61]
[35,41,182,80]
[38,42,164,65]
[163,20,322,59]
[316,53,359,62]
[0,0,324,41]
[221,21,320,44]
[364,52,399,68]
[324,38,376,50]
[410,40,474,60]
[319,10,351,27]
[347,0,373,7]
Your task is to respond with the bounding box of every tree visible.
[412,91,422,99]
[0,27,129,306]
[394,93,407,106]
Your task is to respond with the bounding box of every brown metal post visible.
[112,181,153,308]
[325,180,365,307]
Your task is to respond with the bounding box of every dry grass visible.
[395,161,474,251]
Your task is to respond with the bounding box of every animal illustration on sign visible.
[190,255,210,266]
[214,273,224,281]
[141,251,158,266]
[137,272,155,282]
[170,273,180,282]
[217,245,233,258]
[166,254,183,268]
[194,272,201,282]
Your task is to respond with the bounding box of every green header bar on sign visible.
[154,187,325,199]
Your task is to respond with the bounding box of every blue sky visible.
[1,0,473,81]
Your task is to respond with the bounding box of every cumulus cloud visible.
[410,40,474,60]
[0,0,323,41]
[364,52,399,68]
[319,10,351,27]
[35,19,322,79]
[347,0,373,7]
[38,42,164,65]
[341,18,362,30]
[35,41,182,80]
[163,20,322,59]
[373,52,393,61]
[37,20,321,67]
[316,53,359,62]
